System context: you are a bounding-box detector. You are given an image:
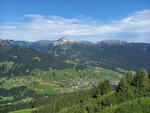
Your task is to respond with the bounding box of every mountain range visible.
[0,38,150,113]
[6,37,150,71]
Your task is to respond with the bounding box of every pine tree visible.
[133,70,149,88]
[96,80,111,95]
[116,77,128,93]
[126,72,133,85]
[101,80,111,95]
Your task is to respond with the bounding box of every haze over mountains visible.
[6,37,150,71]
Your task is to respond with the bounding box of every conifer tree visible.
[116,77,128,93]
[133,70,149,88]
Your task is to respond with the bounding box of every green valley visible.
[0,65,123,105]
[0,70,149,113]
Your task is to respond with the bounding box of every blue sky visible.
[0,0,150,42]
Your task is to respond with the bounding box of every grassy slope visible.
[0,96,14,102]
[9,108,36,113]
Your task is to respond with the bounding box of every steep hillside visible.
[0,39,72,76]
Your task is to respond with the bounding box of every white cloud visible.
[0,9,150,42]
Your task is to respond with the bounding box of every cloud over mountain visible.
[0,9,150,42]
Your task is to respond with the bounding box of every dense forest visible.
[0,70,149,113]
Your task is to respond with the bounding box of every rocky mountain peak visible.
[53,37,79,46]
[0,39,11,46]
[97,39,128,45]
